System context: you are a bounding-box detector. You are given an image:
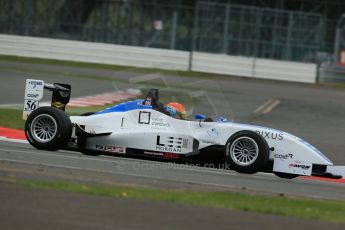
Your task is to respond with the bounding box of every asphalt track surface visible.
[1,60,345,229]
[0,140,345,200]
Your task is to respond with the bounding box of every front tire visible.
[25,107,72,151]
[226,130,270,174]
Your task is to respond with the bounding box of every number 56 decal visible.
[24,100,39,111]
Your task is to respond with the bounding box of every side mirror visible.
[195,114,205,127]
[195,114,205,120]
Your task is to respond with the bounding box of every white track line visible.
[0,137,28,144]
[262,99,280,114]
[254,99,274,113]
[254,99,280,115]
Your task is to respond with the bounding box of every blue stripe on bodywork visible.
[96,99,152,115]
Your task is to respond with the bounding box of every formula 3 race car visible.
[22,79,343,179]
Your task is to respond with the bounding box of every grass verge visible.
[0,108,25,130]
[16,179,345,224]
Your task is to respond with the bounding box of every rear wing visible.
[23,79,71,120]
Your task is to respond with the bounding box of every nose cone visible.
[288,134,333,166]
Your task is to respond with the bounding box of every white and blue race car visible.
[23,79,342,179]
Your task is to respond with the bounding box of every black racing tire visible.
[25,107,72,151]
[225,130,270,174]
[274,172,299,179]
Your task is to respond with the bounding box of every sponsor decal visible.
[151,117,170,127]
[155,146,182,153]
[96,145,125,154]
[144,151,179,159]
[29,80,43,89]
[138,111,151,124]
[52,101,66,110]
[163,153,179,159]
[274,153,293,160]
[26,93,39,98]
[24,100,38,111]
[207,128,219,139]
[288,164,311,170]
[156,135,182,153]
[256,130,284,140]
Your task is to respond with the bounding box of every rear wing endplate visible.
[23,79,71,120]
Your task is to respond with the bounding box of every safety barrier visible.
[0,34,189,70]
[254,59,317,83]
[191,52,254,77]
[0,34,317,83]
[191,52,317,83]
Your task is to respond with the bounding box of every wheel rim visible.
[229,137,259,166]
[31,114,57,143]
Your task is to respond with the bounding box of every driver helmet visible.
[165,102,187,120]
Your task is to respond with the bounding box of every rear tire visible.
[226,130,270,174]
[25,107,72,151]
